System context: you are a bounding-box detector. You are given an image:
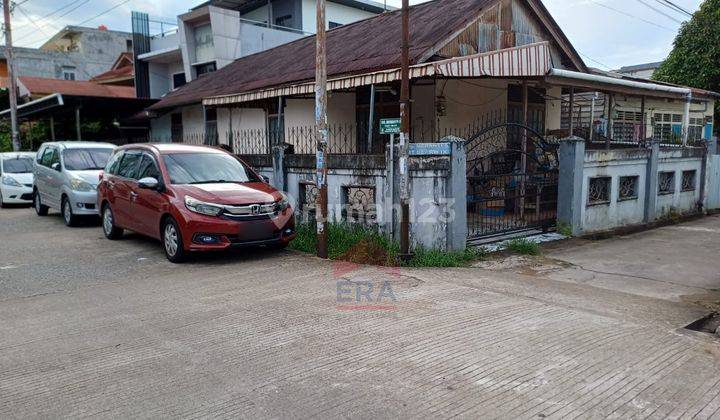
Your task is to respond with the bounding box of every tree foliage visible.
[653,0,720,124]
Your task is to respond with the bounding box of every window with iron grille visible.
[618,176,639,201]
[681,170,696,192]
[658,171,675,195]
[204,108,218,146]
[588,177,611,205]
[652,113,704,143]
[342,186,376,225]
[612,111,643,142]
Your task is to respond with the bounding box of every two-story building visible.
[0,26,133,82]
[132,0,390,102]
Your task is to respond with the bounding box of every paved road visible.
[1,206,720,418]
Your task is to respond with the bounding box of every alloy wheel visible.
[63,200,72,224]
[103,208,113,236]
[164,223,178,257]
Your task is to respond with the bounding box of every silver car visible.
[33,141,116,226]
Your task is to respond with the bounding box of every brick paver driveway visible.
[1,207,719,418]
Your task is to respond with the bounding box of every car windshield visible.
[2,157,33,173]
[63,149,113,171]
[163,152,259,185]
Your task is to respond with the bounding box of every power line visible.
[13,0,87,33]
[655,0,693,16]
[75,0,131,27]
[578,51,613,71]
[13,0,91,45]
[634,0,684,24]
[588,0,676,31]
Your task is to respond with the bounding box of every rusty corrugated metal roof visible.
[149,0,496,111]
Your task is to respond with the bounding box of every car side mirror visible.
[51,162,61,171]
[138,177,160,190]
[261,175,270,183]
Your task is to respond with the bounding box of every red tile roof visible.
[1,76,137,99]
[90,65,134,83]
[90,52,134,83]
[149,0,497,111]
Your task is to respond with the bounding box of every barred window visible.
[658,172,675,195]
[618,176,639,201]
[588,177,611,205]
[681,170,696,192]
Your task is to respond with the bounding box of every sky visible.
[8,0,704,70]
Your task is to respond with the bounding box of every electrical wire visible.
[634,0,684,24]
[588,0,676,31]
[12,0,88,33]
[655,0,693,16]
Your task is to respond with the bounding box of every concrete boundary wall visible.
[241,137,468,251]
[558,137,719,235]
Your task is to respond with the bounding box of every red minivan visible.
[97,144,295,263]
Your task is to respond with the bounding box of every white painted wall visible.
[545,85,562,131]
[579,148,707,233]
[301,0,376,32]
[436,79,509,138]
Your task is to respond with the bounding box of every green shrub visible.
[505,238,540,255]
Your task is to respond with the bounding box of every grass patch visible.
[290,222,398,265]
[404,246,486,268]
[505,238,541,255]
[289,222,484,267]
[556,221,573,237]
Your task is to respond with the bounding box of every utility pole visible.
[399,0,411,259]
[315,0,329,259]
[3,0,19,151]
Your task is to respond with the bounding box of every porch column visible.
[75,106,82,140]
[568,88,574,136]
[557,136,585,236]
[607,93,614,148]
[640,96,646,141]
[49,116,55,140]
[682,93,692,146]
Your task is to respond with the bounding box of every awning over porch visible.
[203,42,553,106]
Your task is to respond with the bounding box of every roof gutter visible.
[0,93,64,117]
[548,68,693,98]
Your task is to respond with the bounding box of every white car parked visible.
[0,152,35,207]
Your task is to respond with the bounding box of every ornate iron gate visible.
[466,122,559,240]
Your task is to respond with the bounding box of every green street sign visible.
[379,118,401,134]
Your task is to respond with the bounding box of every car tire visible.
[62,197,78,227]
[162,217,187,263]
[34,191,49,216]
[0,191,6,208]
[101,204,123,240]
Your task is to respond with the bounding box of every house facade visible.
[132,0,389,101]
[0,26,133,82]
[139,0,719,249]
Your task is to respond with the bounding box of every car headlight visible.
[185,195,224,216]
[1,175,22,187]
[275,192,291,212]
[70,177,95,192]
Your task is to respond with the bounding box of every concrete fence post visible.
[447,137,468,251]
[557,136,585,236]
[271,144,288,191]
[644,140,660,223]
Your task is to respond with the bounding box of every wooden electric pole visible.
[3,0,19,151]
[315,0,329,259]
[399,0,411,259]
